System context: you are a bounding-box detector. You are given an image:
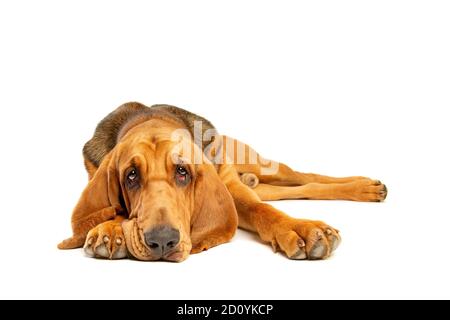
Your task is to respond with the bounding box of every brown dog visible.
[58,102,387,261]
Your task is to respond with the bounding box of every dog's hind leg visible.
[252,181,388,202]
[236,162,369,187]
[222,136,373,186]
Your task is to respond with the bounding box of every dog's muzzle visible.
[122,220,188,262]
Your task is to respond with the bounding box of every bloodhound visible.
[58,103,387,261]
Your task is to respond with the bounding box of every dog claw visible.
[298,238,306,248]
[103,236,110,243]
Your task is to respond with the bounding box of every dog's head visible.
[85,119,238,262]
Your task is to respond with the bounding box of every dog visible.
[58,102,387,261]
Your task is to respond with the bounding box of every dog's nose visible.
[144,225,180,256]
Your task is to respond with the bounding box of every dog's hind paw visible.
[240,173,259,189]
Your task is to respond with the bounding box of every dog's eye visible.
[128,169,138,181]
[126,168,139,188]
[175,165,190,186]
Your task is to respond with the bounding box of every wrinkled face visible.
[118,139,195,262]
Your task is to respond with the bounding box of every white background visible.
[0,1,449,300]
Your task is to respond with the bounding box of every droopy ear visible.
[58,151,123,249]
[190,163,238,253]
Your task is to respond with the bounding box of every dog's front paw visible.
[272,219,341,260]
[84,218,127,259]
